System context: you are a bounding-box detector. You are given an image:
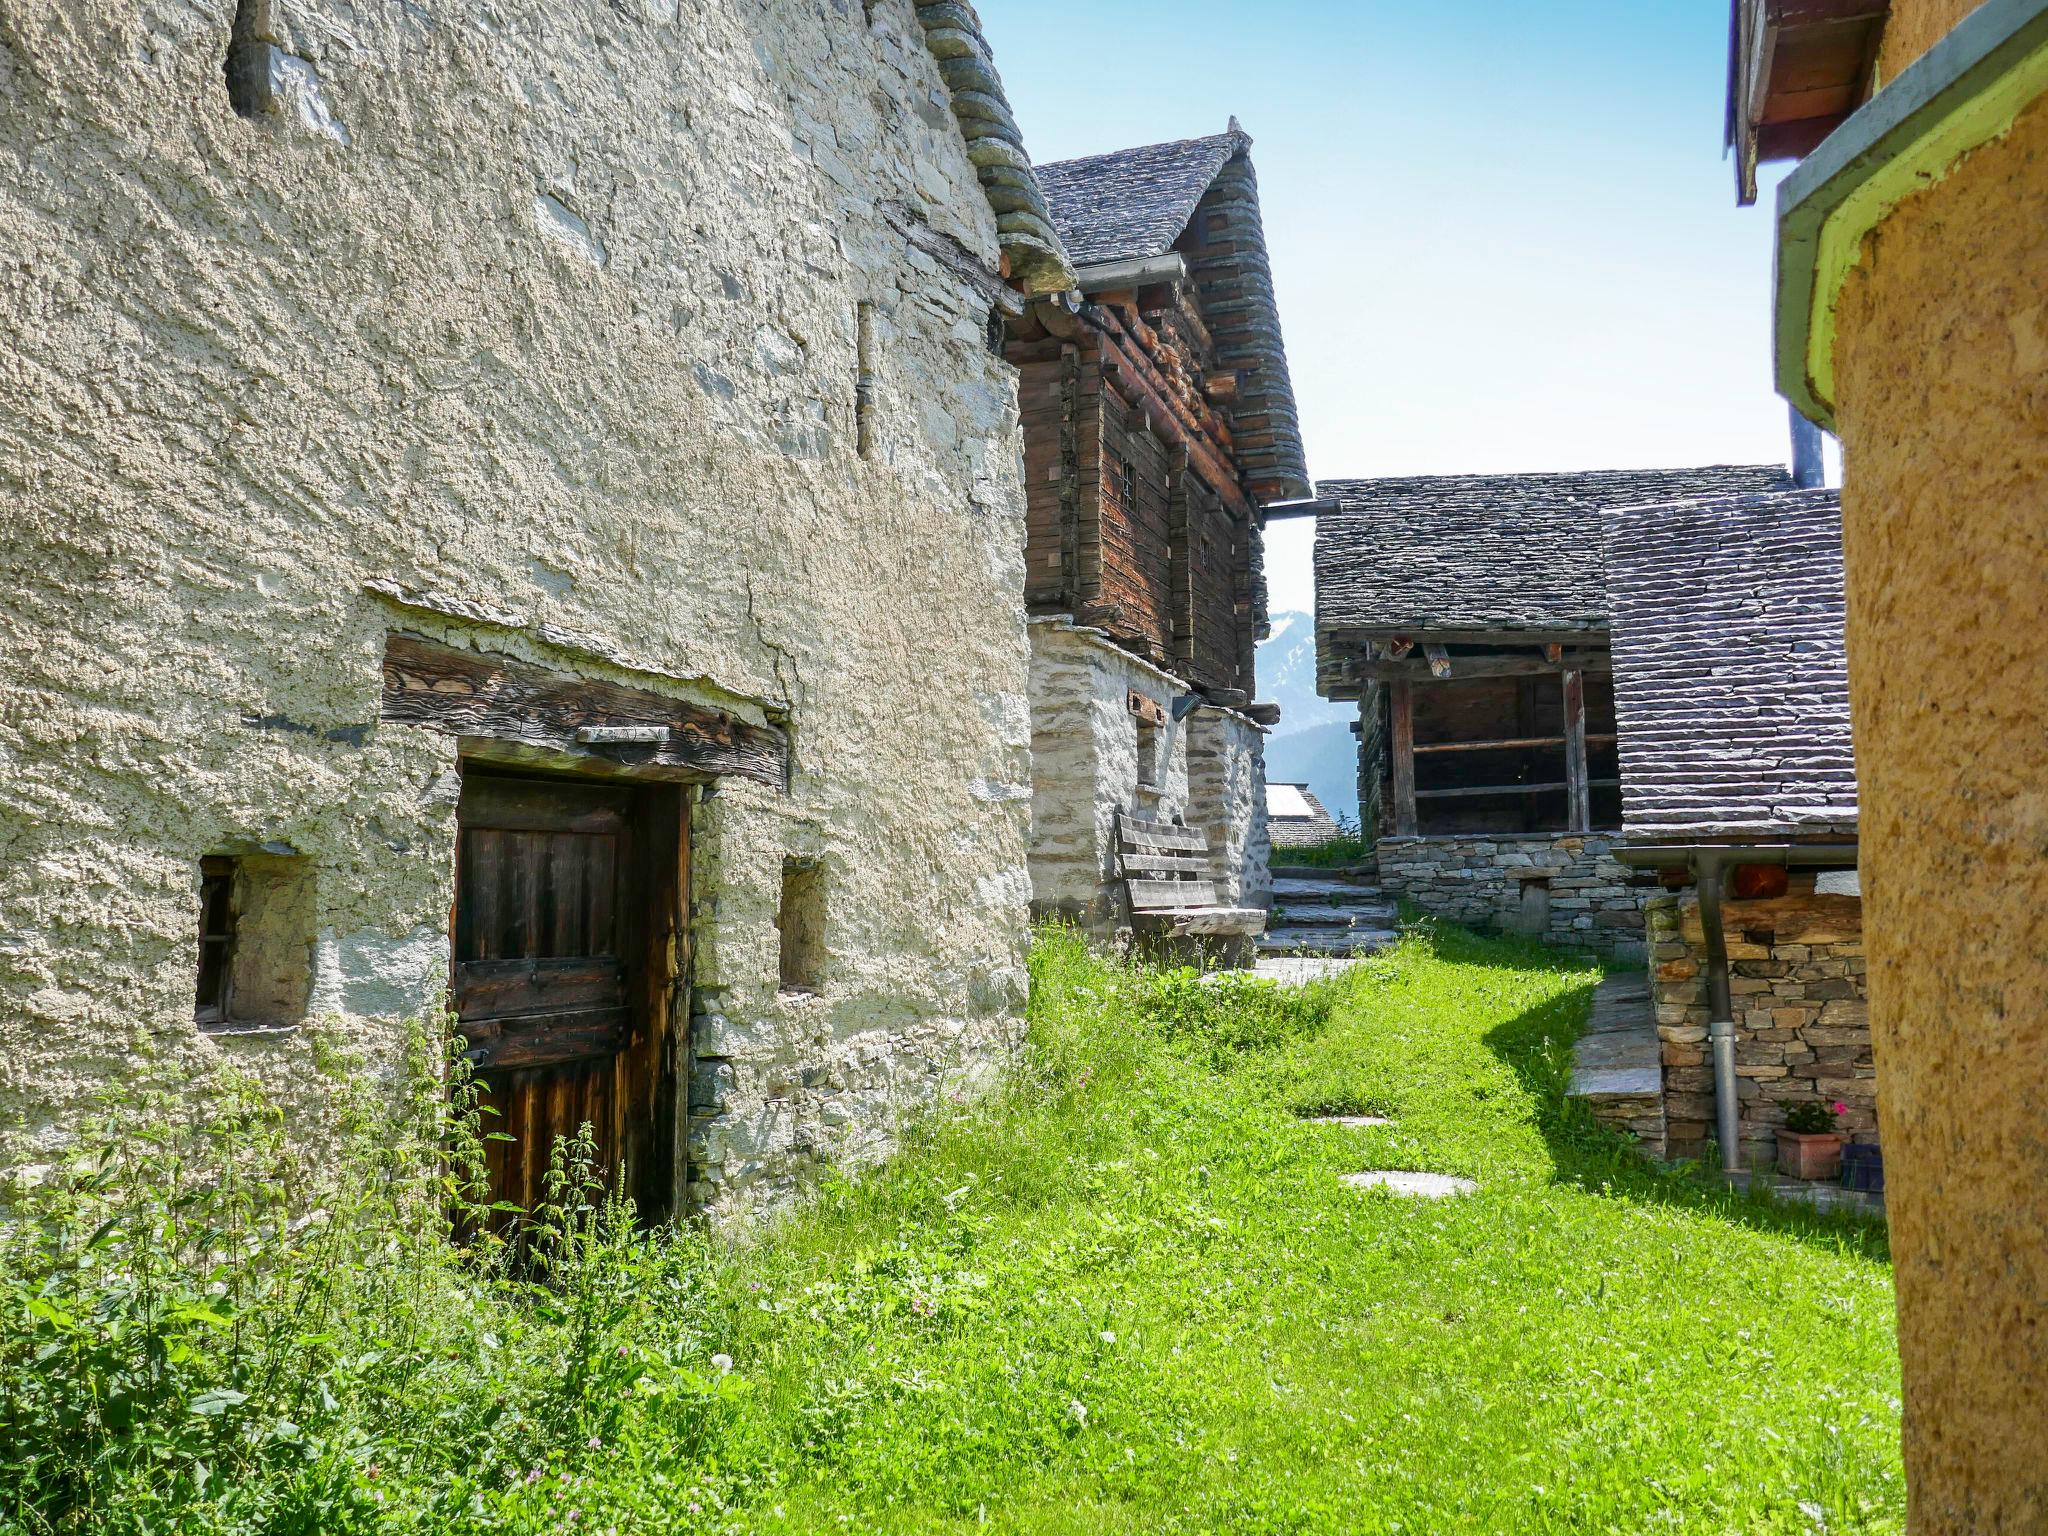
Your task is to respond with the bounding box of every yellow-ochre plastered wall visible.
[1831,89,2048,1534]
[1878,0,1998,81]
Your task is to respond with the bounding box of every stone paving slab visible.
[1257,926,1400,956]
[1342,1171,1477,1198]
[1270,906,1398,929]
[1304,1114,1393,1128]
[1252,956,1374,984]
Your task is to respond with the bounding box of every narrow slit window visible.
[195,857,238,1025]
[1135,718,1161,791]
[1116,455,1137,516]
[778,859,825,994]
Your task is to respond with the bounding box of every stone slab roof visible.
[1602,487,1858,842]
[912,0,1075,294]
[1266,782,1339,847]
[1313,465,1797,634]
[1036,130,1244,267]
[1038,125,1309,502]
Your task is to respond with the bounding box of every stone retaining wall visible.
[1375,834,1647,956]
[1645,879,1873,1166]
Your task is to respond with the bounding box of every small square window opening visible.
[778,859,826,994]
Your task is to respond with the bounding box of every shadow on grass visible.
[1396,921,1894,1259]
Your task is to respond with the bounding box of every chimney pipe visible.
[1789,404,1826,489]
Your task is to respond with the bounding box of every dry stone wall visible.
[0,0,1038,1223]
[1376,834,1647,956]
[1644,882,1873,1167]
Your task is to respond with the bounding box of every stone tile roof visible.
[1039,125,1309,502]
[1266,782,1339,847]
[1036,130,1244,267]
[1313,465,1797,634]
[912,0,1076,294]
[1602,487,1858,842]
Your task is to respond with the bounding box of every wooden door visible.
[452,770,683,1226]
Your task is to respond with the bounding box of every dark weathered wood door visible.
[452,770,683,1225]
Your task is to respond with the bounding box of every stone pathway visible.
[1252,955,1372,984]
[1258,868,1399,959]
[1303,1114,1393,1128]
[1567,971,1667,1156]
[1341,1170,1477,1198]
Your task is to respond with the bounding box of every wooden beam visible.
[1562,668,1591,833]
[1389,678,1417,837]
[1413,733,1618,754]
[1333,653,1613,683]
[1543,643,1564,664]
[1322,625,1604,648]
[1414,779,1620,801]
[380,633,788,791]
[1422,643,1453,679]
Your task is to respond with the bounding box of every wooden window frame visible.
[195,856,238,1027]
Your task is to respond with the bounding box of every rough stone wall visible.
[1025,621,1266,935]
[1185,710,1272,909]
[1643,883,1873,1167]
[1376,834,1646,956]
[0,0,1037,1223]
[1829,86,2048,1533]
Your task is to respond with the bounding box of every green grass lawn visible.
[3,925,1903,1534]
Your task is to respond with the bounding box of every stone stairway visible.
[1259,866,1400,957]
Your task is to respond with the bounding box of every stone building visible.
[1310,465,1795,955]
[1736,0,2048,1519]
[0,0,1078,1223]
[1265,783,1338,851]
[1003,125,1306,943]
[1594,488,1868,1170]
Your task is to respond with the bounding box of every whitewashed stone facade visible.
[0,0,1056,1222]
[1026,621,1271,939]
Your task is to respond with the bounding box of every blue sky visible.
[983,0,1802,612]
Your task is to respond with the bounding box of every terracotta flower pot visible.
[1777,1129,1843,1181]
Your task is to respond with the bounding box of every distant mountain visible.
[1255,611,1360,827]
[1254,611,1351,737]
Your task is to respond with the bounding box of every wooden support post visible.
[1389,678,1418,837]
[1562,668,1590,833]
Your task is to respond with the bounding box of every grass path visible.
[705,926,1903,1534]
[3,925,1901,1534]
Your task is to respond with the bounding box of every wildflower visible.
[1068,1399,1088,1427]
[711,1353,734,1373]
[1100,1330,1116,1345]
[587,1436,602,1450]
[527,1467,544,1485]
[1832,1101,1848,1115]
[366,1465,381,1480]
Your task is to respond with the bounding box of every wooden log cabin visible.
[1003,122,1310,950]
[1311,464,1797,953]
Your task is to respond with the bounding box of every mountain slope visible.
[1255,611,1359,826]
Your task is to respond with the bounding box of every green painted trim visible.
[1774,0,2048,428]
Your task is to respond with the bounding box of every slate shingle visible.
[1038,127,1309,500]
[1601,487,1858,841]
[1313,465,1797,633]
[1036,131,1244,267]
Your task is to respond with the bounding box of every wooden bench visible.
[1117,812,1266,957]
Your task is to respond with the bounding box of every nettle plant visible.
[1784,1099,1847,1136]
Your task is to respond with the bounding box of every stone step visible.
[1271,877,1387,903]
[1271,863,1377,883]
[1257,925,1400,956]
[1268,905,1397,930]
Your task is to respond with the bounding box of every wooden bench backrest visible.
[1117,812,1218,911]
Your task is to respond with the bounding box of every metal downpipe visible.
[1694,860,1743,1174]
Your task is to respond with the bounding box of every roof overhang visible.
[1774,0,2048,426]
[1728,0,1891,206]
